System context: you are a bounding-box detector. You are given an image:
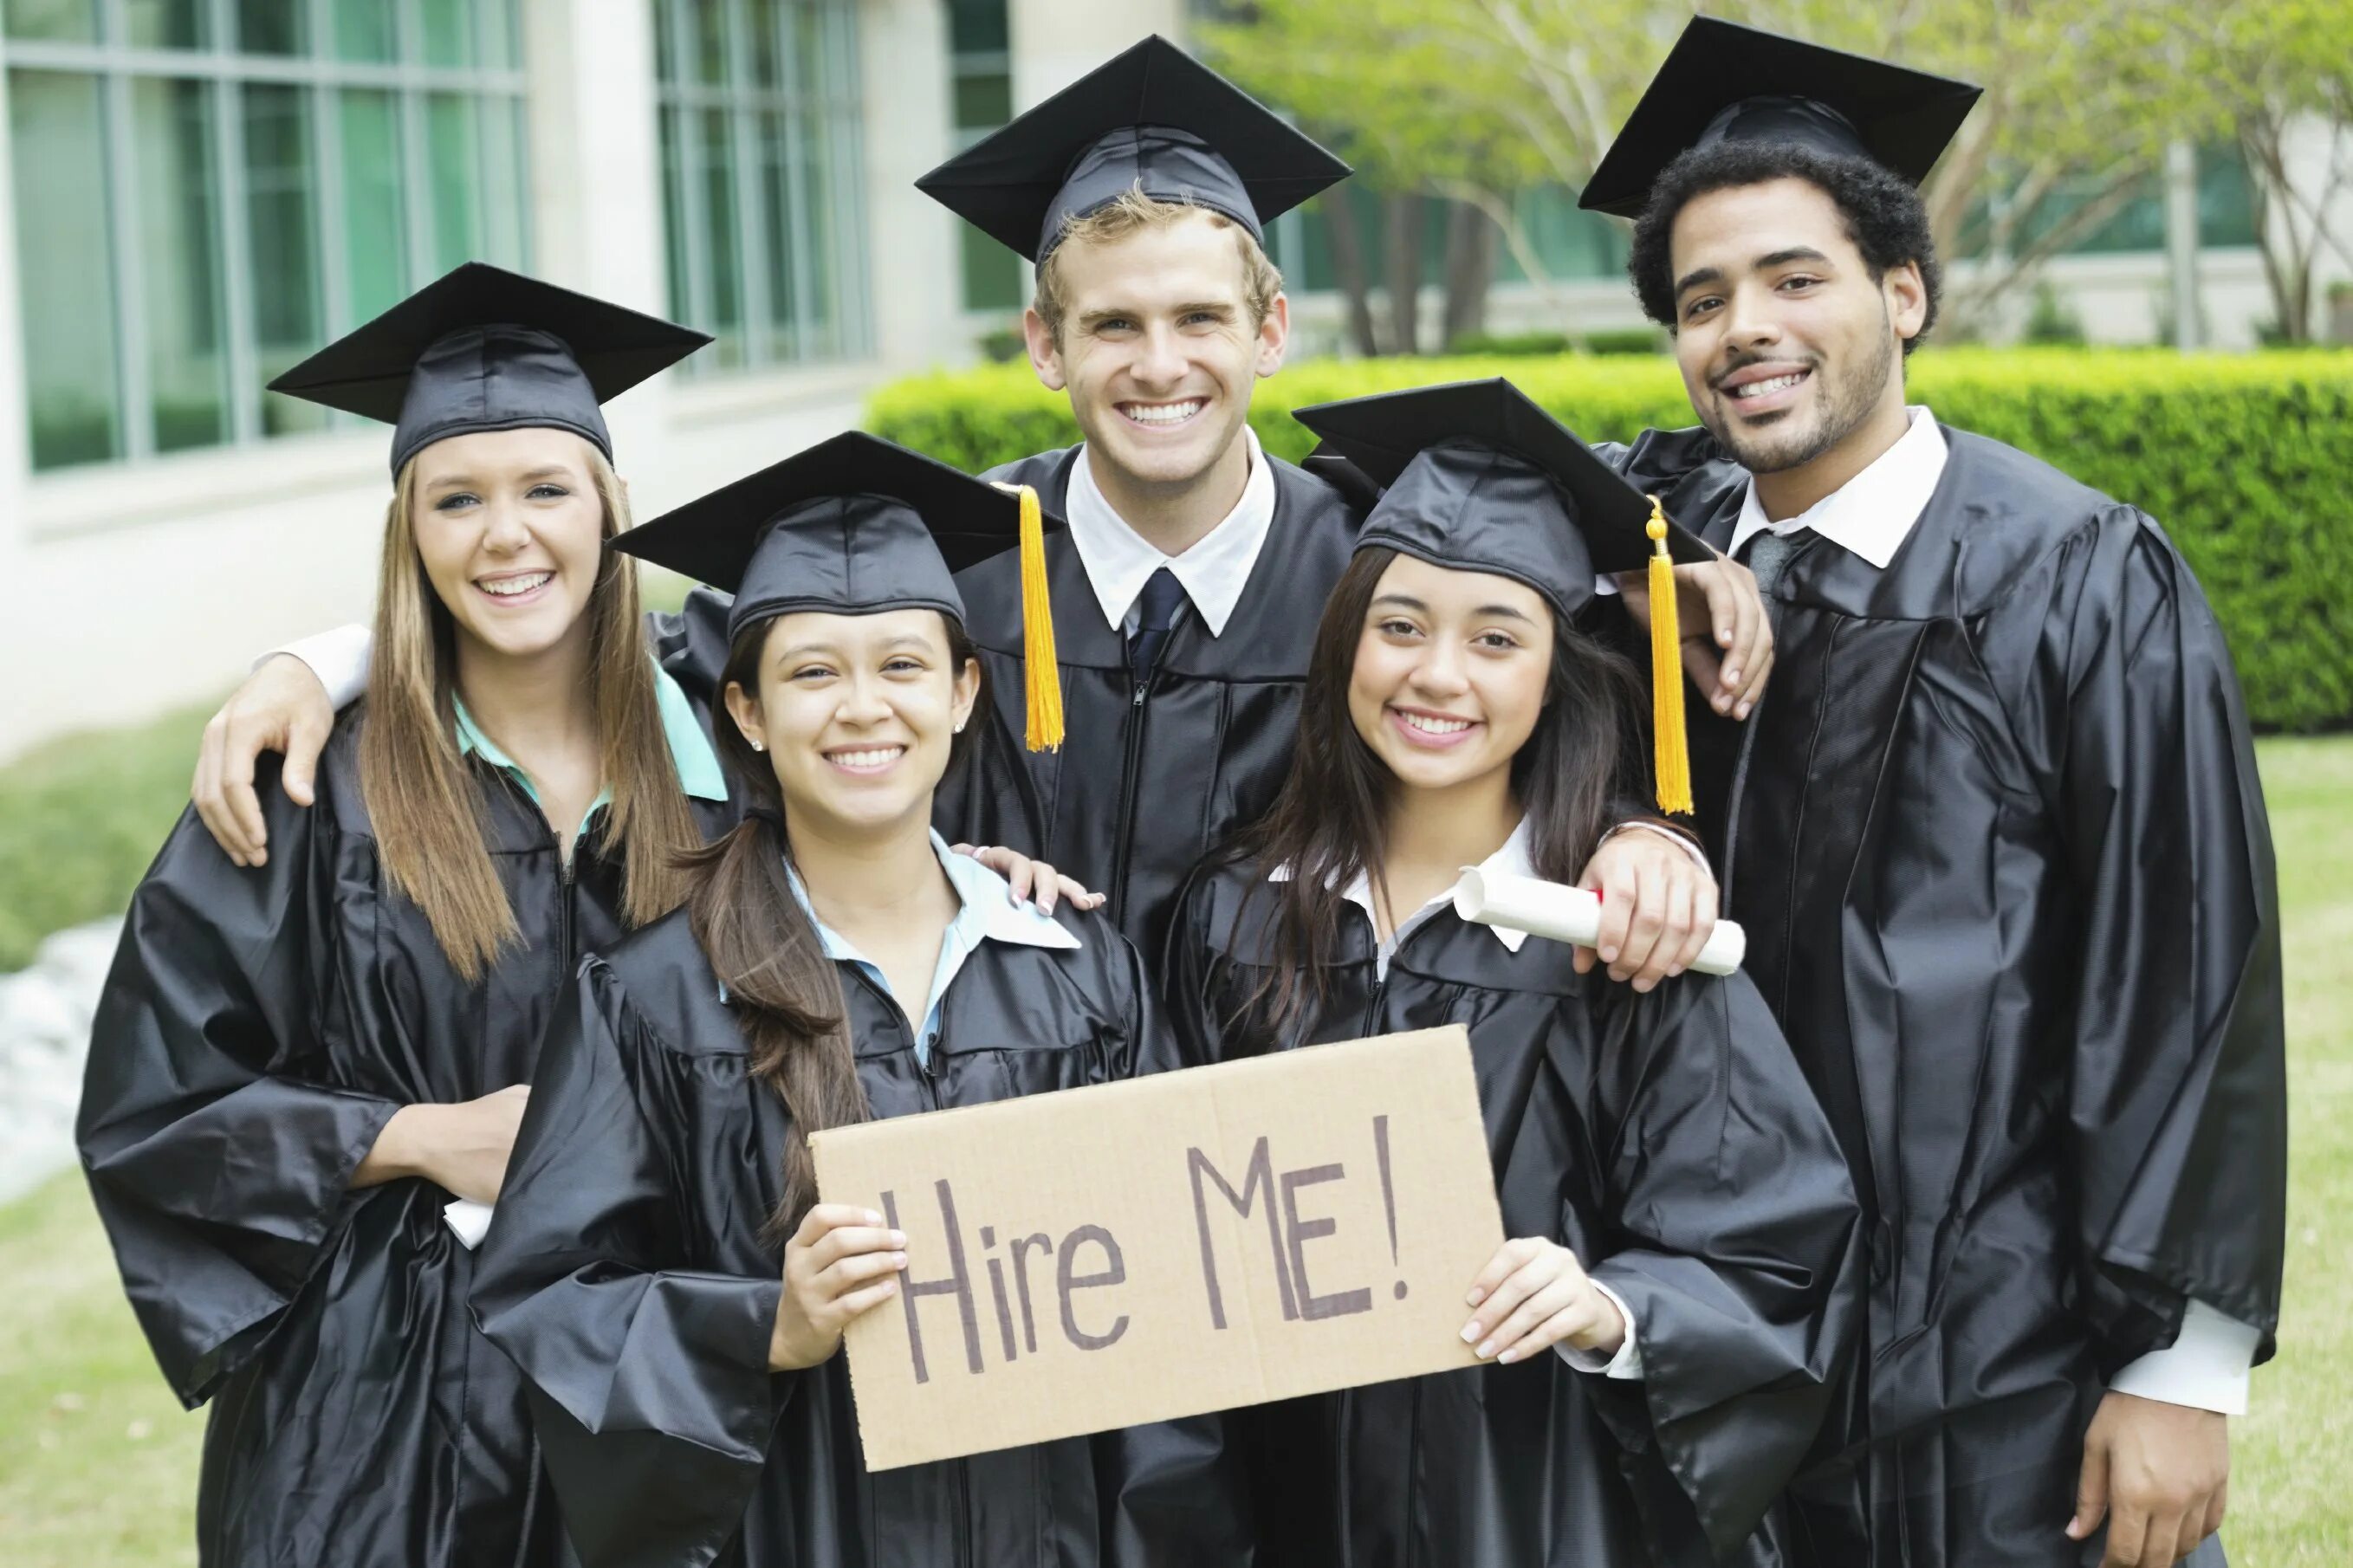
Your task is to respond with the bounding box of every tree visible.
[1202,1,2248,340]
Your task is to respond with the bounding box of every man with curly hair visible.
[1586,19,2286,1568]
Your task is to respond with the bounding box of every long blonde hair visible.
[359,445,703,982]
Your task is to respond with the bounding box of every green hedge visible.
[868,348,2353,732]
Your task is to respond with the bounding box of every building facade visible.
[0,0,2337,758]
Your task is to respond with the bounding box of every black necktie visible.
[1126,567,1188,684]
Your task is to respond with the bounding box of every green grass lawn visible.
[0,737,2344,1564]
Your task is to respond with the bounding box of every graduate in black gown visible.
[1574,20,2290,1568]
[1164,379,1861,1568]
[76,265,729,1568]
[470,434,1244,1568]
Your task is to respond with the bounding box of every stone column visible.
[1006,0,1188,110]
[0,60,36,755]
[857,0,963,371]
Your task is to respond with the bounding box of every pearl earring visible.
[750,739,764,752]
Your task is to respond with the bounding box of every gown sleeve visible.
[470,958,786,1568]
[647,585,738,717]
[75,778,401,1407]
[2000,509,2287,1363]
[1571,973,1863,1558]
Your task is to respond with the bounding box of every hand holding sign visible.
[770,1205,910,1371]
[1463,1238,1624,1364]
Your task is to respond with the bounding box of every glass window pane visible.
[690,0,727,85]
[418,0,477,69]
[334,0,395,62]
[758,109,795,360]
[699,108,742,366]
[750,0,785,89]
[960,224,1021,313]
[124,0,207,49]
[3,0,96,42]
[235,0,308,55]
[8,68,120,469]
[476,93,527,269]
[654,0,677,84]
[133,77,230,452]
[953,72,1010,131]
[660,107,693,329]
[337,89,406,321]
[425,93,483,272]
[243,82,327,434]
[948,0,1008,56]
[796,101,836,358]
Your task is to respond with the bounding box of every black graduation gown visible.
[937,444,1364,964]
[469,901,1250,1568]
[1613,427,2287,1567]
[1164,859,1862,1567]
[76,716,736,1568]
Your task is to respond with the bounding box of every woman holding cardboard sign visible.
[471,434,1242,1568]
[1164,380,1861,1566]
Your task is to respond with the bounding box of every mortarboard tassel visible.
[1017,483,1064,751]
[1645,494,1694,815]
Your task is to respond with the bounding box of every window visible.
[945,0,1017,313]
[652,0,869,374]
[3,0,529,472]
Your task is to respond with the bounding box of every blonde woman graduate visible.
[76,264,732,1568]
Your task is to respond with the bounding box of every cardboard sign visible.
[809,1027,1504,1471]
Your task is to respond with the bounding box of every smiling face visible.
[1025,208,1287,496]
[1667,178,1923,476]
[408,427,608,665]
[723,608,980,840]
[1345,554,1555,800]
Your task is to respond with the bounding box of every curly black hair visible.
[1625,139,1942,355]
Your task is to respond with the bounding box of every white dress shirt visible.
[1064,425,1279,637]
[1724,405,2259,1416]
[1275,818,1645,1380]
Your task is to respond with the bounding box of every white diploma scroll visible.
[443,1198,496,1251]
[1454,869,1747,977]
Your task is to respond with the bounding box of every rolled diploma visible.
[1454,868,1747,976]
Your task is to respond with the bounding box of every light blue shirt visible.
[452,663,729,848]
[787,831,1081,1066]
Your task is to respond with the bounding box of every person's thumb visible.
[282,712,331,806]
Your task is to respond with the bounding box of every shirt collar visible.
[1728,405,1948,569]
[453,662,729,804]
[1271,818,1536,956]
[1065,425,1278,637]
[788,831,1084,965]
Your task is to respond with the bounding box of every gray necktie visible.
[1721,527,1804,897]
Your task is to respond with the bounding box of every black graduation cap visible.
[613,432,1070,750]
[1578,16,1981,219]
[268,262,711,476]
[916,35,1350,262]
[1291,378,1712,623]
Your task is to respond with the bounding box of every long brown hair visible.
[1230,546,1642,1038]
[680,610,989,1237]
[360,445,702,982]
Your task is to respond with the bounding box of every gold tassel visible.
[1644,495,1694,816]
[1017,483,1064,752]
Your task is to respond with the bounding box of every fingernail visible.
[1497,1347,1520,1364]
[1724,666,1740,684]
[1460,1322,1481,1343]
[890,1230,905,1245]
[1475,1339,1496,1359]
[891,1252,907,1266]
[1634,978,1655,994]
[1735,701,1753,719]
[865,1210,883,1225]
[881,1280,898,1296]
[1465,1288,1484,1307]
[1599,946,1618,962]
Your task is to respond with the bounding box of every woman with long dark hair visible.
[76,265,729,1568]
[470,434,1239,1568]
[1165,380,1859,1566]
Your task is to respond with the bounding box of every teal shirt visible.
[452,664,728,849]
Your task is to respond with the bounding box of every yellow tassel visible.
[1017,483,1064,752]
[1644,495,1694,816]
